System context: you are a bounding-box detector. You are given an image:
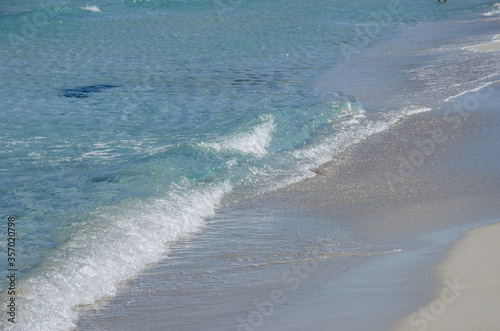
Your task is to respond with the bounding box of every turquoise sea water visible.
[1,0,499,329]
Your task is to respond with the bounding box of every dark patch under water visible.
[63,84,118,98]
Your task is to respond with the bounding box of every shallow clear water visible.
[1,0,499,329]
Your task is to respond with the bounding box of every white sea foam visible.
[81,149,119,159]
[243,103,432,198]
[403,107,432,116]
[0,99,434,330]
[81,5,101,13]
[291,105,431,173]
[483,3,500,16]
[202,114,275,157]
[1,181,231,330]
[444,79,499,102]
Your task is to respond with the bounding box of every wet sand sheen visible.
[77,82,500,330]
[76,16,500,330]
[255,83,500,331]
[268,85,500,241]
[392,222,500,331]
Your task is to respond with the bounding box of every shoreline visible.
[392,220,500,331]
[467,34,500,52]
[2,2,500,330]
[388,33,500,331]
[76,81,500,330]
[256,82,500,331]
[76,13,500,331]
[255,218,499,331]
[391,34,500,330]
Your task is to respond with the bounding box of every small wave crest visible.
[290,104,431,173]
[201,114,275,157]
[0,181,231,330]
[0,99,433,330]
[81,5,101,13]
[483,3,500,16]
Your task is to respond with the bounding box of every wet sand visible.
[268,83,500,241]
[469,35,500,52]
[392,222,500,331]
[76,16,500,330]
[256,83,500,331]
[76,81,500,330]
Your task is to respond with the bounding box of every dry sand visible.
[402,35,500,330]
[77,75,500,331]
[260,83,500,331]
[392,221,500,331]
[469,35,500,52]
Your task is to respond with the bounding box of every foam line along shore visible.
[1,1,500,330]
[78,5,500,331]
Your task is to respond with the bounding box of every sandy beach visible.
[392,35,500,331]
[393,222,500,331]
[3,2,500,330]
[469,35,500,52]
[256,83,500,331]
[76,11,500,329]
[77,81,500,331]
